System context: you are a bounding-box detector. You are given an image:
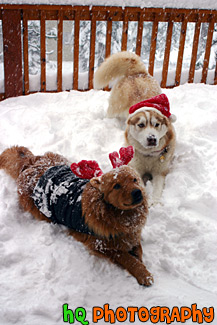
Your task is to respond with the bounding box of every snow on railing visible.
[0,4,217,100]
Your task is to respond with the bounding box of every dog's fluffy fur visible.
[94,51,161,119]
[0,146,153,286]
[94,51,175,204]
[125,110,176,205]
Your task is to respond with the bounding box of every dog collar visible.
[159,146,169,162]
[142,146,169,161]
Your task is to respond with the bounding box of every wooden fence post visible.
[161,19,173,88]
[57,10,63,92]
[175,16,187,86]
[201,16,215,84]
[188,15,201,83]
[23,10,30,95]
[89,11,97,89]
[149,15,158,76]
[40,10,46,92]
[2,9,23,98]
[73,10,80,90]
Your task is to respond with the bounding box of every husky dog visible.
[94,51,161,119]
[125,94,176,205]
[95,52,176,205]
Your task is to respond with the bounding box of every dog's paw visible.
[136,268,154,286]
[138,273,154,286]
[144,274,154,286]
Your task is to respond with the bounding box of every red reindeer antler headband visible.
[109,146,134,168]
[70,146,134,179]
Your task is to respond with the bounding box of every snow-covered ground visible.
[0,83,217,324]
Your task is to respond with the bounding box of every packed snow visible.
[0,83,217,324]
[1,0,217,10]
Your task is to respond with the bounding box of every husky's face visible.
[127,110,170,149]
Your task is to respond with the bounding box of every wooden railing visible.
[0,4,217,99]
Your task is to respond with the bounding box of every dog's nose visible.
[147,135,157,146]
[131,189,143,204]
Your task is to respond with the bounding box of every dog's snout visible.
[147,135,157,146]
[131,189,143,204]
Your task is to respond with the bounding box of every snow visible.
[1,0,217,10]
[0,83,217,324]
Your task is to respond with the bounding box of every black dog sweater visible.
[32,165,94,235]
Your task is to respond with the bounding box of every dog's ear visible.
[127,116,140,125]
[90,177,101,190]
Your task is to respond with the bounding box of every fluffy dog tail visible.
[0,146,34,180]
[94,51,148,89]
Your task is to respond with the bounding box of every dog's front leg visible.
[89,239,153,286]
[83,237,153,286]
[111,250,153,286]
[150,174,165,206]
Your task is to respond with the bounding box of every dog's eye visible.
[154,123,160,127]
[113,183,121,190]
[138,123,145,128]
[133,178,137,183]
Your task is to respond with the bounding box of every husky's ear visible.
[90,177,101,190]
[127,115,140,125]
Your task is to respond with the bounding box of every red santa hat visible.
[129,94,176,122]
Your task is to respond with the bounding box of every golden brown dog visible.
[0,146,153,286]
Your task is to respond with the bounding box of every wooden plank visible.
[175,17,187,86]
[23,11,30,95]
[188,16,201,83]
[105,14,112,58]
[104,15,112,91]
[73,10,80,90]
[89,11,97,89]
[121,10,128,51]
[161,19,173,88]
[40,10,46,92]
[57,10,63,92]
[136,12,143,56]
[18,8,213,23]
[0,5,214,16]
[214,60,217,85]
[2,9,23,98]
[201,16,215,84]
[0,5,216,22]
[0,4,90,11]
[149,16,158,76]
